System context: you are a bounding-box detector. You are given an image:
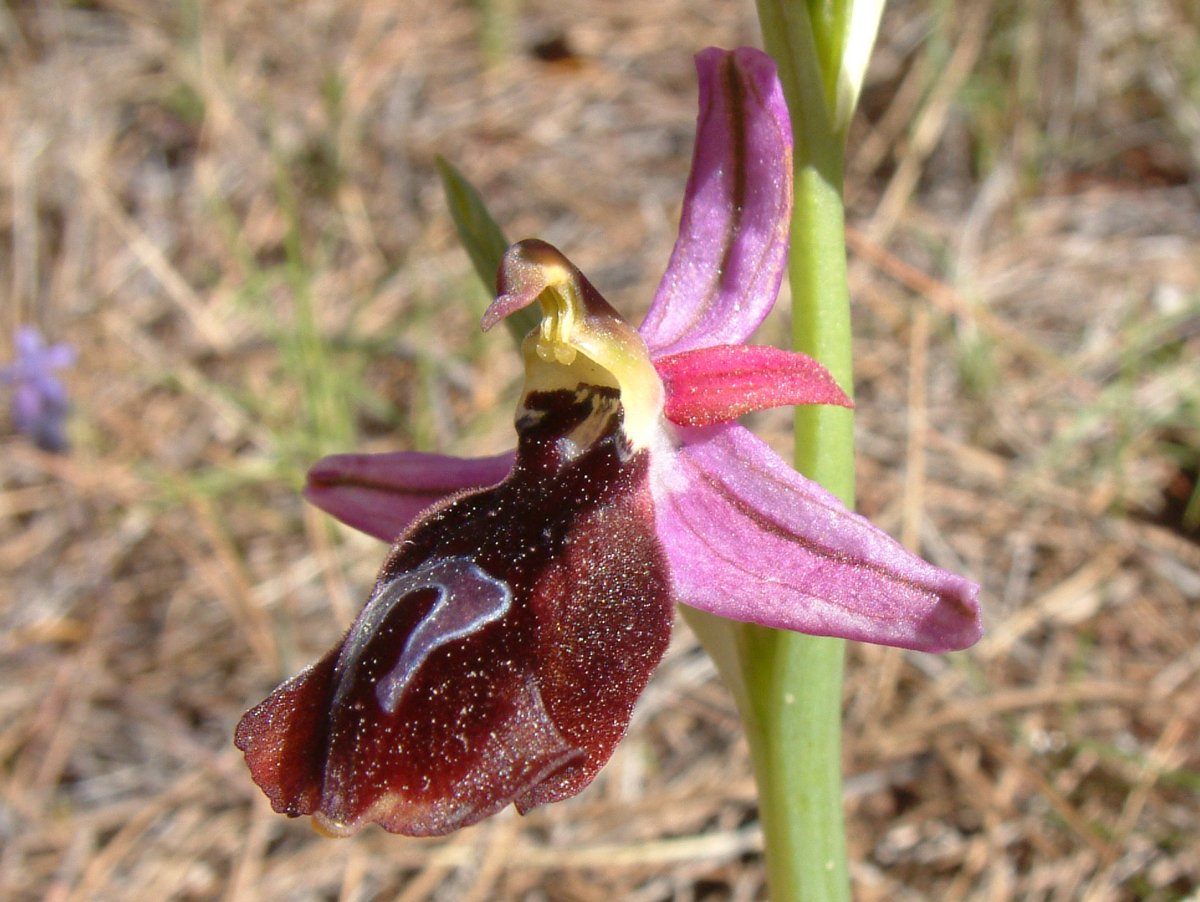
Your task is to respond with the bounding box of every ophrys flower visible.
[236,47,980,838]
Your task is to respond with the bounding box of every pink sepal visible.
[655,424,982,652]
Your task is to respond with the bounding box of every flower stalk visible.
[721,2,889,900]
[737,105,855,902]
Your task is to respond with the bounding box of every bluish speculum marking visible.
[333,557,514,714]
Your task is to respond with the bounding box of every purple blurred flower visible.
[236,47,981,838]
[1,326,75,453]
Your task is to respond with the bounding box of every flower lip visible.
[237,361,674,837]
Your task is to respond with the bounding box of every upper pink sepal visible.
[640,48,792,357]
[656,344,853,427]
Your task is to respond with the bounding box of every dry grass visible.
[2,0,1198,899]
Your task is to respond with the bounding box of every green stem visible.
[789,170,855,495]
[741,166,854,902]
[735,4,857,900]
[740,625,848,902]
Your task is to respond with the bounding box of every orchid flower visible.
[235,47,981,839]
[1,326,75,453]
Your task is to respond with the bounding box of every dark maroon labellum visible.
[235,384,673,836]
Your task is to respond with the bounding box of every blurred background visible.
[2,1,1197,899]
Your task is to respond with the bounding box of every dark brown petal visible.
[236,384,672,836]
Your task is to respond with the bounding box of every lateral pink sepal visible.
[655,344,853,427]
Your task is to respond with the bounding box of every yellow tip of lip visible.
[311,814,355,838]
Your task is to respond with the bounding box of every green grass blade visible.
[436,156,539,345]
